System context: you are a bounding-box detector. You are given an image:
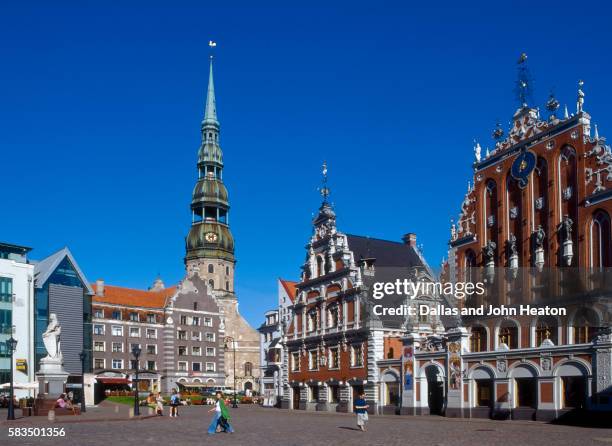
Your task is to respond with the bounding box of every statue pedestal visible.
[36,357,69,397]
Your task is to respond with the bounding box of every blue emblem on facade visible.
[511,151,536,189]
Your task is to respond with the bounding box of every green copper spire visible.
[203,57,218,126]
[186,53,235,268]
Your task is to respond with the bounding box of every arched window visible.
[498,320,518,349]
[244,362,253,376]
[225,266,230,275]
[590,210,612,268]
[208,279,214,288]
[470,326,487,352]
[484,180,498,246]
[208,264,214,274]
[558,146,578,266]
[573,308,599,343]
[225,281,229,291]
[387,347,394,359]
[535,315,558,346]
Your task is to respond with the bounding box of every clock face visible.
[205,232,218,243]
[511,150,536,189]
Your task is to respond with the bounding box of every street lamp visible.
[224,336,238,408]
[131,345,141,416]
[78,351,87,413]
[6,336,18,420]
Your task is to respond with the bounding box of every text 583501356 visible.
[8,427,66,437]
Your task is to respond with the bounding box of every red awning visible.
[96,378,131,384]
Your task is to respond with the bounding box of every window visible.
[147,361,156,371]
[535,316,558,346]
[112,342,123,353]
[192,331,201,341]
[112,311,121,320]
[206,362,215,372]
[208,279,214,288]
[94,358,105,369]
[130,359,139,370]
[180,315,187,325]
[206,332,215,342]
[147,313,156,323]
[192,362,201,372]
[193,302,198,311]
[177,361,187,372]
[130,343,140,352]
[192,316,200,326]
[0,277,13,303]
[178,346,187,356]
[94,309,103,319]
[573,309,599,343]
[309,386,319,402]
[93,341,105,352]
[308,351,318,370]
[129,312,139,322]
[225,266,229,275]
[146,344,157,355]
[292,352,300,372]
[204,317,213,327]
[129,327,140,338]
[328,305,339,328]
[112,359,123,369]
[245,362,253,376]
[146,328,157,339]
[192,346,201,356]
[307,311,317,332]
[208,264,214,273]
[498,321,518,349]
[111,325,123,337]
[329,347,340,369]
[177,330,187,340]
[94,324,105,335]
[351,344,363,367]
[226,281,229,291]
[470,326,487,352]
[206,347,215,357]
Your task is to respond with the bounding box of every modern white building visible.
[0,242,35,399]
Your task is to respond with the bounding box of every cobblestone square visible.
[2,405,611,446]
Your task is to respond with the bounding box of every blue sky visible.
[2,1,611,326]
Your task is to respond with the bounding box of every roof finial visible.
[564,104,569,119]
[319,161,330,203]
[577,79,585,113]
[594,124,599,141]
[515,53,533,108]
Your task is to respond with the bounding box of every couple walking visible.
[207,392,234,434]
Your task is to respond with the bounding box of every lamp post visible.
[78,351,87,413]
[131,345,141,416]
[6,336,18,420]
[224,336,238,408]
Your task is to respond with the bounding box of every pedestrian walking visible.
[170,389,180,417]
[208,392,234,434]
[155,392,164,416]
[354,393,369,432]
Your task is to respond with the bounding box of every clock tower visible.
[185,55,235,294]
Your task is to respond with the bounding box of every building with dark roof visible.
[282,164,441,414]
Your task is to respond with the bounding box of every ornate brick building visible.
[283,165,439,413]
[399,58,612,421]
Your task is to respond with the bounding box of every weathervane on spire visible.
[319,161,330,203]
[208,40,217,60]
[515,53,533,108]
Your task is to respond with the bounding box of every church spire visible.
[203,55,218,126]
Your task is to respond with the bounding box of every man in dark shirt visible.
[354,393,369,432]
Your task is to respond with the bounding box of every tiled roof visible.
[91,283,176,309]
[279,278,297,302]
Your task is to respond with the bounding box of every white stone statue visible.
[474,141,482,162]
[42,313,62,360]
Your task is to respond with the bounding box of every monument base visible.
[36,357,69,397]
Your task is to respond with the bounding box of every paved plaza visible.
[1,404,611,446]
